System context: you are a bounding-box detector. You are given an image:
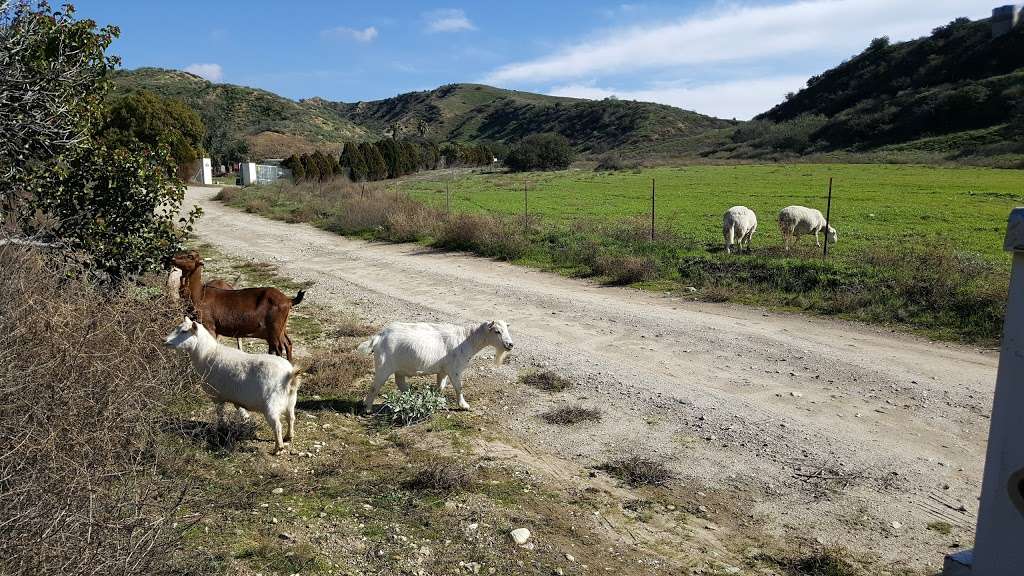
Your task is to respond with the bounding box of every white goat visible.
[777,205,837,251]
[722,206,757,254]
[164,317,301,453]
[357,320,514,412]
[166,267,183,301]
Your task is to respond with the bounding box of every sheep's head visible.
[171,250,204,273]
[827,226,838,244]
[164,316,200,350]
[486,320,514,366]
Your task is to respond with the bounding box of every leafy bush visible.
[2,3,198,281]
[377,387,447,426]
[505,133,575,172]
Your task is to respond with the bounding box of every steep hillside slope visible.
[320,83,732,153]
[748,17,1024,158]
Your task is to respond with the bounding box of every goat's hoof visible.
[458,402,471,411]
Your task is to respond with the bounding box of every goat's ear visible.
[189,322,199,333]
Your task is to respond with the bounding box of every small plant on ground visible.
[779,550,859,576]
[521,370,573,392]
[927,521,953,535]
[541,404,601,425]
[403,456,475,492]
[598,455,673,487]
[377,386,447,426]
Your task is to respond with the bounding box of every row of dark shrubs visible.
[219,181,1008,343]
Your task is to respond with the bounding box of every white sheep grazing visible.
[722,206,757,254]
[357,320,514,412]
[164,317,301,453]
[777,205,838,251]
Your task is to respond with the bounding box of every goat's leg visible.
[363,368,391,413]
[284,389,297,443]
[235,338,242,351]
[266,412,286,454]
[283,332,294,362]
[436,373,448,391]
[449,371,470,411]
[395,374,409,392]
[814,230,821,247]
[216,402,226,426]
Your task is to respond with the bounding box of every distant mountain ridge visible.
[113,14,1024,166]
[112,69,732,159]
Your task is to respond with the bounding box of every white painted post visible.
[948,208,1024,575]
[201,157,213,185]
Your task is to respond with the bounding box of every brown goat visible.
[171,251,305,361]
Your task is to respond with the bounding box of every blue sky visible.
[74,0,994,120]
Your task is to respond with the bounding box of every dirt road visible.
[187,186,996,570]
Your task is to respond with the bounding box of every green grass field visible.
[401,164,1024,260]
[223,164,1024,343]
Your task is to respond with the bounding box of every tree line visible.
[280,139,497,183]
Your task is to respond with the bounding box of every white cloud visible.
[485,0,992,84]
[425,8,475,33]
[321,26,379,42]
[184,63,222,82]
[550,76,810,120]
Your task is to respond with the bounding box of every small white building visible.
[240,161,291,186]
[188,157,213,185]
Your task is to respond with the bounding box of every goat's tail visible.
[292,289,306,306]
[287,366,303,393]
[356,334,380,355]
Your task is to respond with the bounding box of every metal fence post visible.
[823,177,833,259]
[524,182,529,234]
[945,207,1024,575]
[650,178,656,242]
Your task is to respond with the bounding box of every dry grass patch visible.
[302,345,374,397]
[403,456,476,493]
[0,246,204,575]
[540,404,601,425]
[521,370,573,392]
[771,550,860,576]
[598,456,673,487]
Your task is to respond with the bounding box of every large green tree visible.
[504,133,574,172]
[359,142,388,181]
[339,141,367,181]
[101,89,206,167]
[1,1,199,281]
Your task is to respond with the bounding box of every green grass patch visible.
[221,164,1020,343]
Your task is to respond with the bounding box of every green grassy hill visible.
[111,68,370,158]
[113,69,732,159]
[706,17,1024,166]
[321,83,733,153]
